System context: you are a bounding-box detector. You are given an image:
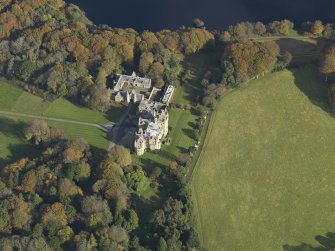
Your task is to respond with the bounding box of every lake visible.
[66,0,335,32]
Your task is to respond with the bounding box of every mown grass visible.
[0,80,121,123]
[0,114,110,166]
[0,80,122,165]
[0,116,39,167]
[192,67,335,251]
[48,121,110,150]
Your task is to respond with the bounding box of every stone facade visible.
[134,100,169,155]
[111,72,152,103]
[110,72,175,155]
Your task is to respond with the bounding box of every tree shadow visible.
[275,37,332,57]
[283,232,335,251]
[188,121,197,129]
[182,128,196,140]
[0,117,41,168]
[0,117,27,138]
[276,37,335,116]
[158,150,177,162]
[0,142,40,169]
[291,66,332,115]
[176,146,188,154]
[180,52,221,105]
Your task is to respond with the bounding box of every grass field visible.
[0,80,119,165]
[0,80,122,123]
[192,67,335,251]
[0,116,40,167]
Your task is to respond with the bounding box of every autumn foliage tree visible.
[320,44,335,80]
[221,40,279,86]
[311,20,324,35]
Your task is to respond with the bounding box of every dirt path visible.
[0,110,107,132]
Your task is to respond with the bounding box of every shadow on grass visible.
[0,117,26,138]
[106,105,128,122]
[275,37,335,116]
[291,66,332,115]
[283,232,335,251]
[0,117,41,167]
[178,52,221,105]
[182,128,196,140]
[158,150,177,163]
[275,37,331,57]
[135,155,167,171]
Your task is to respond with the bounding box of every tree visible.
[24,119,50,145]
[42,203,68,229]
[178,153,192,166]
[99,160,123,179]
[311,20,324,35]
[74,162,91,181]
[125,167,150,193]
[22,170,37,192]
[254,22,266,35]
[158,237,168,251]
[267,20,293,35]
[108,145,132,167]
[59,178,81,198]
[193,18,205,28]
[63,139,89,164]
[233,23,247,39]
[320,44,335,79]
[222,40,279,81]
[57,226,74,243]
[148,62,165,80]
[0,207,10,233]
[83,84,111,112]
[123,209,139,232]
[15,60,36,81]
[12,208,32,231]
[139,52,154,75]
[81,195,113,227]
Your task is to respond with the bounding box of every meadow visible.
[192,67,335,251]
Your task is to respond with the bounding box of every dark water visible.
[67,0,335,32]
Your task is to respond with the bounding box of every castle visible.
[111,73,175,155]
[111,72,152,103]
[134,100,169,155]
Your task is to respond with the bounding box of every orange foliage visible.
[5,158,28,174]
[64,36,90,63]
[42,202,68,228]
[0,12,21,38]
[22,170,37,192]
[90,35,109,54]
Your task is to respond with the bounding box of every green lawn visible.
[0,117,40,167]
[0,80,120,124]
[0,80,122,165]
[134,108,198,167]
[192,67,335,251]
[134,53,219,169]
